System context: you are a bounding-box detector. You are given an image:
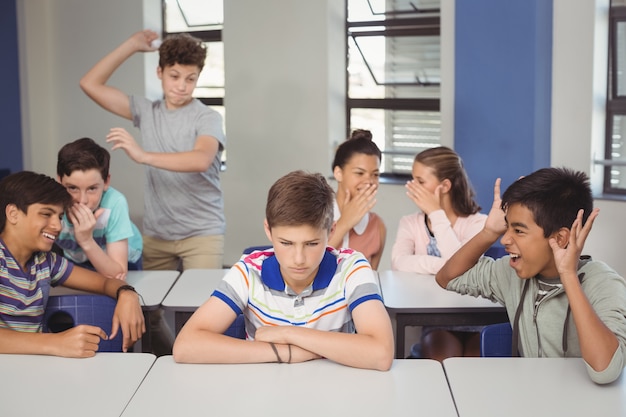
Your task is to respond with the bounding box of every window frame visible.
[345,2,441,181]
[603,5,626,195]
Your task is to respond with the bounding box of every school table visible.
[443,357,626,417]
[161,268,229,334]
[0,352,156,417]
[379,270,508,359]
[121,356,458,417]
[50,270,180,352]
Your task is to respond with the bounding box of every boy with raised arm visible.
[0,171,145,356]
[436,167,626,384]
[80,29,226,271]
[173,171,394,371]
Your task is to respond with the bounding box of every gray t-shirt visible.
[131,96,226,240]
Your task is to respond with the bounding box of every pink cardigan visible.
[391,209,487,274]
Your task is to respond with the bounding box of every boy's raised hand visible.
[484,178,507,238]
[549,208,600,277]
[128,29,160,52]
[106,128,146,164]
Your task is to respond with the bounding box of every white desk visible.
[0,352,156,417]
[379,270,508,358]
[161,268,229,333]
[50,270,180,352]
[122,357,457,417]
[50,270,180,310]
[444,357,626,417]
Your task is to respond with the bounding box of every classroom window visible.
[163,0,226,167]
[347,0,441,178]
[604,3,626,194]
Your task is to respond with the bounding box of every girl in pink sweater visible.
[391,146,486,361]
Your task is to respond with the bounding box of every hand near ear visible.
[549,208,600,277]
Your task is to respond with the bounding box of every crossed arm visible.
[172,296,394,371]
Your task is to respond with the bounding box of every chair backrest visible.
[242,245,272,255]
[43,294,123,352]
[224,314,246,339]
[484,245,507,259]
[480,322,513,357]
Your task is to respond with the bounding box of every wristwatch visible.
[116,284,137,300]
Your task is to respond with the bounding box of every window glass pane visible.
[347,0,441,176]
[164,0,223,32]
[617,22,626,96]
[193,41,224,96]
[608,114,626,190]
[350,108,440,175]
[350,34,440,87]
[348,0,440,22]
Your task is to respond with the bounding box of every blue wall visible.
[454,0,553,211]
[1,0,22,175]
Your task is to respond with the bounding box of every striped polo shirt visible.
[212,247,382,339]
[0,238,73,332]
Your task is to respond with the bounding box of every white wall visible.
[17,0,626,275]
[17,0,160,231]
[551,0,626,276]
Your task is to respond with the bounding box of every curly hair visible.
[158,33,207,70]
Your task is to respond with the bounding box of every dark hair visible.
[159,33,207,71]
[0,171,72,233]
[501,167,593,237]
[266,171,334,231]
[415,146,481,215]
[332,129,382,170]
[57,137,110,180]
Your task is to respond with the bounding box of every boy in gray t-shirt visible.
[81,30,226,355]
[80,29,225,272]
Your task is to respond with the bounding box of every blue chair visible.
[242,245,272,255]
[484,245,507,259]
[224,314,246,339]
[43,294,123,352]
[480,322,513,357]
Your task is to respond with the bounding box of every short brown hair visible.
[0,171,72,233]
[57,137,110,180]
[158,33,207,71]
[266,171,334,231]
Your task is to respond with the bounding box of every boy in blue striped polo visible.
[173,170,394,370]
[0,171,145,356]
